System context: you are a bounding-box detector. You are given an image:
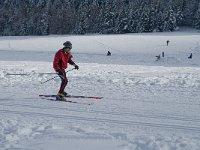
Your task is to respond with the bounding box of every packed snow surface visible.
[0,31,200,150]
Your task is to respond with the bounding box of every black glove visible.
[74,64,79,70]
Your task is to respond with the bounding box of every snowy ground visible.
[0,31,200,150]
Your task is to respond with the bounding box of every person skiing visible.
[107,51,111,56]
[53,41,79,100]
[166,40,170,46]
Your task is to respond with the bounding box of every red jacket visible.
[53,49,75,71]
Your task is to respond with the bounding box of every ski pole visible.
[40,75,58,84]
[6,72,57,76]
[40,68,75,84]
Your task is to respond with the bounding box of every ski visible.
[40,96,93,105]
[39,94,103,99]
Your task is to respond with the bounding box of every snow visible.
[0,31,200,150]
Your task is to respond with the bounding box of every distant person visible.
[53,41,79,100]
[155,55,160,61]
[166,40,170,46]
[162,52,165,57]
[107,51,111,56]
[188,53,192,59]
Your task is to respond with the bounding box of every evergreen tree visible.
[0,0,200,35]
[163,8,177,31]
[194,3,200,29]
[74,0,90,34]
[156,11,165,32]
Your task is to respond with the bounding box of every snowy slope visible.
[0,32,200,150]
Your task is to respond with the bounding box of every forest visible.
[0,0,200,35]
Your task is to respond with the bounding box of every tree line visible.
[0,0,200,36]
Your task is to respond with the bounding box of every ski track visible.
[1,108,200,134]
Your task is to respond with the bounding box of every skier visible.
[107,51,111,56]
[166,40,170,46]
[53,41,79,100]
[188,53,192,59]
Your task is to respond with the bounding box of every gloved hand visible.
[74,64,79,70]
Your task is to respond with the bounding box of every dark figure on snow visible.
[166,40,170,46]
[155,55,160,61]
[53,41,79,100]
[107,51,111,56]
[162,52,165,57]
[188,53,192,59]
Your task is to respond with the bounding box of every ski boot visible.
[62,91,68,96]
[56,92,65,101]
[56,91,69,101]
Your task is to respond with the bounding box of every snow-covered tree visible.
[163,8,177,31]
[194,3,200,29]
[0,0,200,35]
